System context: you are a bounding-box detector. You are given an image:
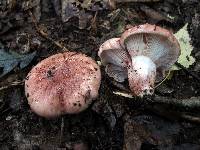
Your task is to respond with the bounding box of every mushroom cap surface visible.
[25,52,101,118]
[120,23,180,71]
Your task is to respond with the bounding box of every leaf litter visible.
[172,23,195,70]
[0,49,36,78]
[0,1,200,149]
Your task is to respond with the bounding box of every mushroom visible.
[25,52,101,118]
[99,24,180,97]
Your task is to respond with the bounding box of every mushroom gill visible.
[99,24,180,97]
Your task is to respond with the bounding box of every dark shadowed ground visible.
[0,0,200,149]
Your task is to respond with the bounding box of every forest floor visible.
[0,0,200,149]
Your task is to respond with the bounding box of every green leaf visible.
[0,50,36,78]
[171,23,195,70]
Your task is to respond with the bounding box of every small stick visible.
[152,96,200,109]
[113,91,200,109]
[147,104,200,124]
[90,11,98,33]
[115,0,160,2]
[59,117,65,146]
[28,10,68,51]
[180,113,200,124]
[0,80,24,91]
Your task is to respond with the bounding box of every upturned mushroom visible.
[99,24,180,97]
[25,52,101,118]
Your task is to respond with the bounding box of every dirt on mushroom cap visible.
[25,52,101,118]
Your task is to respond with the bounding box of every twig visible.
[175,62,200,82]
[115,0,160,2]
[147,104,200,124]
[152,96,200,109]
[59,117,65,146]
[90,11,98,33]
[28,10,68,51]
[113,91,200,109]
[180,113,200,124]
[0,80,24,91]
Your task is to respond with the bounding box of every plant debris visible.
[0,49,36,78]
[56,0,108,29]
[172,23,195,70]
[0,0,200,149]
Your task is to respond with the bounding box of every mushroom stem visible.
[128,55,156,97]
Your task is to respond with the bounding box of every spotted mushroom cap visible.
[120,23,180,71]
[98,38,130,82]
[25,52,101,118]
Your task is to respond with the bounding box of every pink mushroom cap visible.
[25,52,101,118]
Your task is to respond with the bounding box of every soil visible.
[0,0,200,150]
